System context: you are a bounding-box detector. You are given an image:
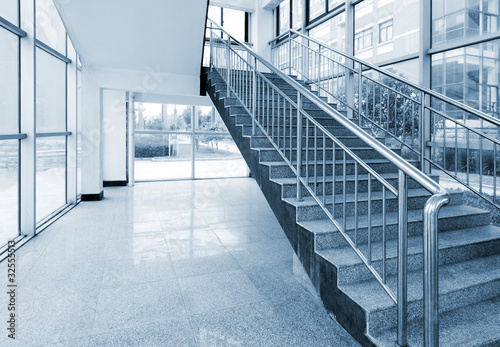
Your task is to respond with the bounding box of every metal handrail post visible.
[227,36,231,97]
[397,170,408,347]
[423,193,449,347]
[209,25,214,70]
[288,32,292,75]
[358,63,363,126]
[296,91,303,201]
[252,57,257,136]
[317,45,321,93]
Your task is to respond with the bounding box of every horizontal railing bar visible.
[283,29,500,128]
[36,39,72,64]
[359,73,421,103]
[300,175,398,303]
[425,158,500,211]
[209,19,444,196]
[359,115,421,155]
[292,39,357,73]
[0,134,27,140]
[298,109,399,196]
[425,106,500,146]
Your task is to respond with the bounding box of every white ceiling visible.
[54,0,209,76]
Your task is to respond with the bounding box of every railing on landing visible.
[206,18,449,347]
[270,29,500,214]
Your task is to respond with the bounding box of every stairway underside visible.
[205,67,500,347]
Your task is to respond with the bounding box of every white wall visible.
[102,89,127,182]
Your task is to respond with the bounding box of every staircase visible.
[205,67,500,346]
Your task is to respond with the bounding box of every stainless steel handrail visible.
[207,18,449,346]
[210,21,446,196]
[277,29,500,128]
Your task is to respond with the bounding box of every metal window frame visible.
[0,16,26,37]
[35,39,72,64]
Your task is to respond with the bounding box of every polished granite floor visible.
[0,178,360,346]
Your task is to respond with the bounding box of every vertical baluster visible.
[368,173,372,265]
[252,58,257,135]
[354,162,358,247]
[386,92,390,133]
[285,99,288,160]
[290,103,293,162]
[467,131,470,186]
[455,123,458,176]
[306,118,310,184]
[272,90,275,140]
[397,170,408,347]
[358,64,363,126]
[314,127,318,195]
[480,135,483,194]
[343,151,347,233]
[267,83,270,132]
[297,93,303,201]
[277,94,280,150]
[411,102,415,149]
[443,116,447,170]
[322,133,326,206]
[402,100,407,147]
[332,142,336,218]
[495,145,497,200]
[372,83,376,124]
[395,94,398,139]
[382,186,387,283]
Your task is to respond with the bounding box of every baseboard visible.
[103,180,127,187]
[81,191,104,201]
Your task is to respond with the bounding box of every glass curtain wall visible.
[134,104,248,181]
[0,0,81,248]
[0,9,20,246]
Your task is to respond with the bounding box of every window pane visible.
[134,134,193,181]
[36,0,67,53]
[432,39,500,118]
[0,140,19,245]
[309,0,326,22]
[279,0,290,35]
[36,48,67,133]
[328,0,343,11]
[223,8,246,42]
[309,13,346,51]
[382,58,419,84]
[208,5,221,26]
[292,0,303,30]
[36,137,66,222]
[0,28,19,135]
[432,0,500,46]
[0,0,19,26]
[195,107,227,132]
[136,103,193,132]
[355,0,419,63]
[195,135,247,179]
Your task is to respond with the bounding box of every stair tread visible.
[317,224,500,267]
[261,158,412,167]
[282,188,455,207]
[339,252,500,313]
[370,295,500,347]
[297,204,489,235]
[272,172,429,185]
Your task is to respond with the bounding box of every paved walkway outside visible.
[0,178,359,346]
